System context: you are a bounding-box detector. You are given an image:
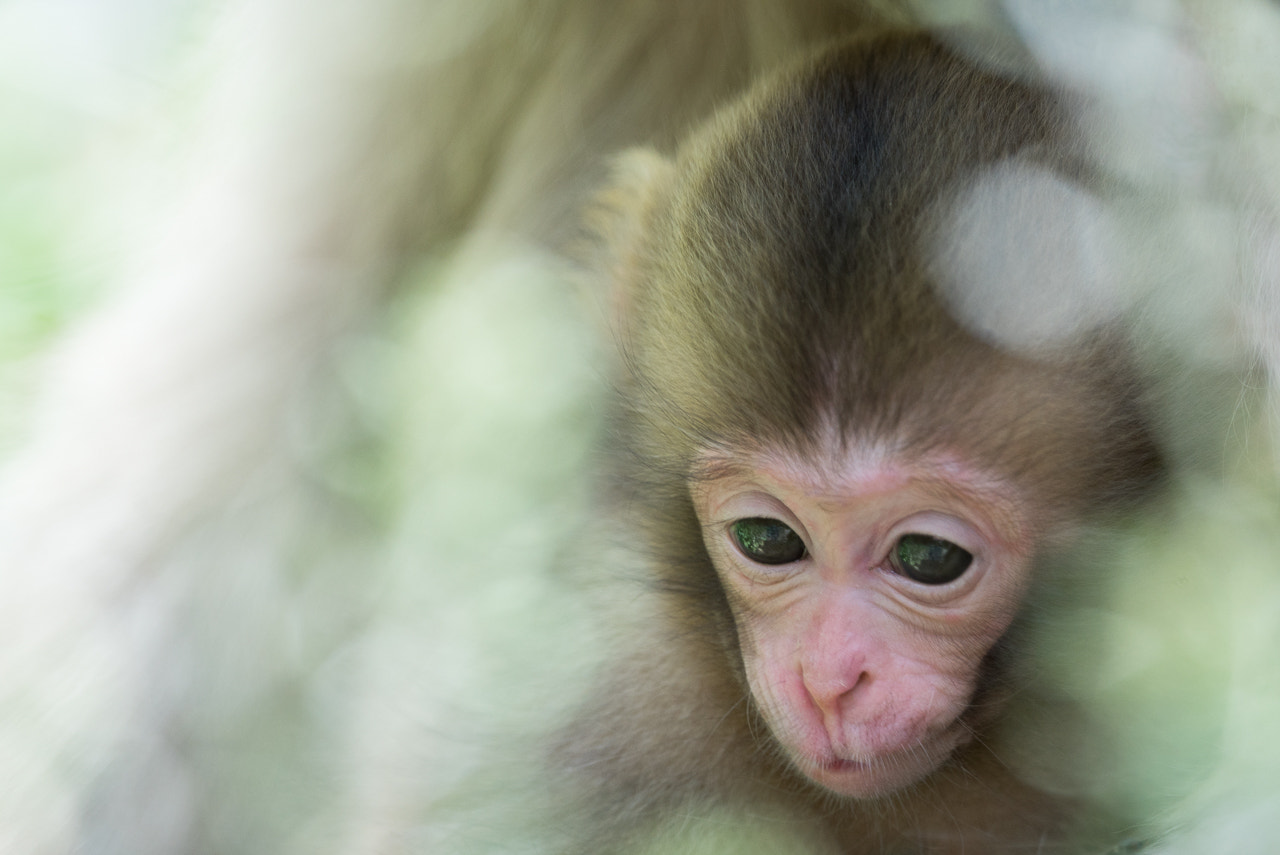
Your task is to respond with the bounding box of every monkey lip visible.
[803,726,968,797]
[824,758,867,771]
[807,749,941,797]
[820,758,873,779]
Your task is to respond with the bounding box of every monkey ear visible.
[586,147,676,333]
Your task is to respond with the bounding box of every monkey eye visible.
[890,534,973,585]
[730,518,806,565]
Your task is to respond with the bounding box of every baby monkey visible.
[559,29,1164,854]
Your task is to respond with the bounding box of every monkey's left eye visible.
[890,534,973,585]
[730,518,806,565]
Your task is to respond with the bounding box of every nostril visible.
[803,668,870,719]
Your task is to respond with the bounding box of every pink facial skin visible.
[691,444,1036,798]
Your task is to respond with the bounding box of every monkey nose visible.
[801,660,871,723]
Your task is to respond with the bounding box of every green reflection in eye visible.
[730,518,806,565]
[891,534,973,585]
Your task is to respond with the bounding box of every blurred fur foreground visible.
[2,1,1280,852]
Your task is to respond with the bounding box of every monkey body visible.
[557,30,1162,854]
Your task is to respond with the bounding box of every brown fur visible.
[557,31,1166,854]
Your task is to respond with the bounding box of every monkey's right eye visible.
[730,518,806,565]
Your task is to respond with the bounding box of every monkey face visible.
[691,442,1035,798]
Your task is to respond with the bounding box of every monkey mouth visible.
[807,752,939,797]
[824,757,868,772]
[803,726,968,797]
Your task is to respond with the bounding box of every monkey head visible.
[599,33,1163,799]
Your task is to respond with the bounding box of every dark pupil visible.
[730,518,805,565]
[893,534,973,585]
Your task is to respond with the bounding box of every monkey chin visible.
[795,725,969,799]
